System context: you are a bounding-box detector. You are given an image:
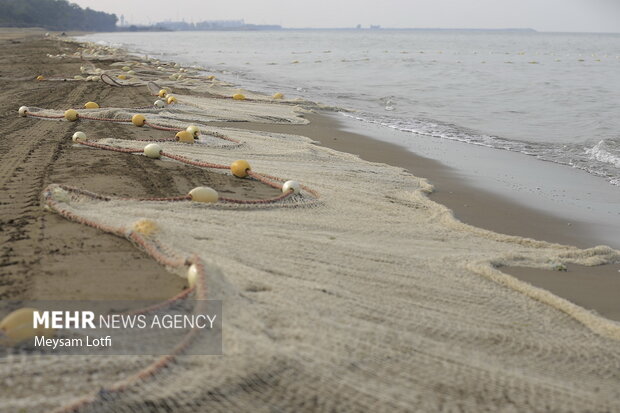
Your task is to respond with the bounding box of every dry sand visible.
[1,30,620,413]
[0,33,275,301]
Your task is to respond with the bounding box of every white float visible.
[144,143,162,159]
[282,180,301,194]
[187,264,198,288]
[189,186,219,203]
[72,131,87,142]
[186,125,200,138]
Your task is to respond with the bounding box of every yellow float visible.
[132,219,159,236]
[64,109,79,121]
[231,160,251,178]
[175,131,194,143]
[132,114,146,127]
[0,308,54,346]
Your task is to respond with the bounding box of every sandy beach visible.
[0,30,280,301]
[1,29,620,412]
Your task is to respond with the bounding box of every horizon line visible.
[116,24,620,35]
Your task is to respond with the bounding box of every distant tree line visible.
[0,0,117,31]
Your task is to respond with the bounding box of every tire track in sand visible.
[0,38,188,300]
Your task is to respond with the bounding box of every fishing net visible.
[1,41,620,413]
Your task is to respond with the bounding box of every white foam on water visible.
[342,111,620,187]
[586,140,620,168]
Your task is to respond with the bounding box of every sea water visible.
[82,30,620,187]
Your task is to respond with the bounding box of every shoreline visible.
[76,32,620,250]
[214,113,605,249]
[333,113,620,250]
[213,113,620,320]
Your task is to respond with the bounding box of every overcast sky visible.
[71,0,620,33]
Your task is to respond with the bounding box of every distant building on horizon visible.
[156,19,282,31]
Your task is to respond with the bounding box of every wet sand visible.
[504,264,620,322]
